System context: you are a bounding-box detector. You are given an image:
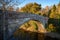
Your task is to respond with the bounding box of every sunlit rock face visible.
[19,20,47,33]
[38,23,47,33]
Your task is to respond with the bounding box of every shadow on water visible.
[8,29,60,40]
[0,30,3,40]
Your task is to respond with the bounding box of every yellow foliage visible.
[49,24,55,29]
[20,3,41,14]
[47,24,56,32]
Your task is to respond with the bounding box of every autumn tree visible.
[31,3,41,14]
[46,24,56,32]
[49,2,60,19]
[49,5,57,19]
[20,3,41,14]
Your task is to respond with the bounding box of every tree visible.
[0,0,25,11]
[49,4,60,19]
[20,3,41,14]
[48,9,51,17]
[46,24,56,32]
[53,5,56,11]
[31,3,41,14]
[57,2,60,15]
[49,5,57,19]
[0,0,12,10]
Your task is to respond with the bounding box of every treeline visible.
[0,2,60,19]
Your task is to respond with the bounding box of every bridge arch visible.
[19,20,47,33]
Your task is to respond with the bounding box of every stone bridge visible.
[0,11,48,40]
[1,11,60,40]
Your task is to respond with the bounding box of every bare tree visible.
[0,0,25,11]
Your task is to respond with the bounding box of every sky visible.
[18,0,60,8]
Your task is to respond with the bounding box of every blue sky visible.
[18,0,60,8]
